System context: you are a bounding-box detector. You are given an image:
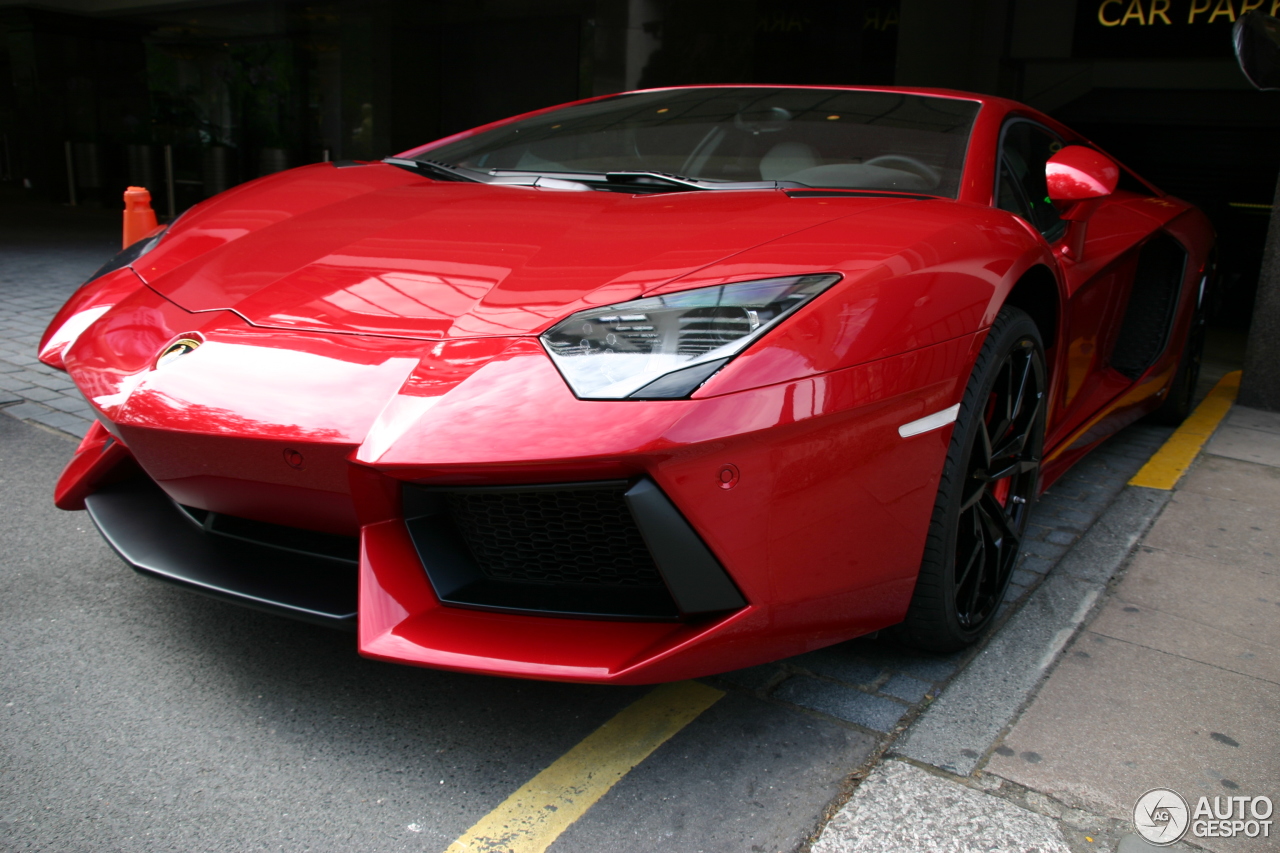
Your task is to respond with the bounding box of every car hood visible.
[135,163,909,339]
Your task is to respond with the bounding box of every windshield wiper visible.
[486,168,803,192]
[385,161,802,193]
[601,171,803,191]
[385,159,594,189]
[383,157,485,182]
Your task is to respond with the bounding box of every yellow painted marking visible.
[444,680,724,853]
[1129,370,1240,490]
[1228,202,1273,210]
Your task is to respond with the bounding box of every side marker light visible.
[899,404,961,438]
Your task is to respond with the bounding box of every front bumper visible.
[83,465,746,633]
[58,298,979,682]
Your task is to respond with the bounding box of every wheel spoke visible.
[962,504,988,617]
[959,479,985,512]
[973,440,1038,484]
[954,504,988,625]
[970,492,1020,622]
[977,414,994,469]
[990,371,1041,461]
[986,357,1018,445]
[990,402,1036,459]
[980,388,1042,490]
[989,432,1027,466]
[964,535,987,617]
[942,322,1046,638]
[976,459,1021,483]
[986,350,1036,458]
[954,523,983,593]
[1007,350,1033,425]
[978,491,1021,551]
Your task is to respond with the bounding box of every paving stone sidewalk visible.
[0,200,118,439]
[810,403,1278,853]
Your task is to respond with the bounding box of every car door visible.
[994,118,1183,451]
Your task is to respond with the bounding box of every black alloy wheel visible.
[893,306,1046,652]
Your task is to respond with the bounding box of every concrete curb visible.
[894,485,1172,776]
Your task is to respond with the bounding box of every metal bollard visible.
[164,145,176,220]
[64,141,76,206]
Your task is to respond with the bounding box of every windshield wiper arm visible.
[385,160,594,190]
[603,171,804,191]
[383,157,485,183]
[385,161,802,193]
[489,168,800,192]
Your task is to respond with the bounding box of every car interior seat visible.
[759,142,819,180]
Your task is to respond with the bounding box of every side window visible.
[996,121,1066,243]
[997,160,1029,220]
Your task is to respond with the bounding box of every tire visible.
[1147,310,1206,426]
[892,306,1047,652]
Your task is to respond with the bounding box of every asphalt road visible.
[1,196,1228,853]
[0,414,871,853]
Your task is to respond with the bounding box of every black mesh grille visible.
[1110,233,1187,380]
[445,487,663,588]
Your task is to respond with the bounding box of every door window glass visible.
[997,160,1028,220]
[997,121,1066,242]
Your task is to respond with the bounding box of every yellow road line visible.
[1129,370,1241,490]
[444,680,724,853]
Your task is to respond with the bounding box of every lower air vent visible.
[403,478,745,621]
[446,488,664,588]
[177,504,358,564]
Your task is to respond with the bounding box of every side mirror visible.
[1045,146,1120,262]
[1046,146,1119,203]
[1234,11,1280,91]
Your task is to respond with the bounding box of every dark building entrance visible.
[895,0,1279,332]
[0,0,900,213]
[0,0,1274,330]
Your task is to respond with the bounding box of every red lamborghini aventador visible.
[39,86,1213,683]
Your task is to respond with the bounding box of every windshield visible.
[418,88,980,196]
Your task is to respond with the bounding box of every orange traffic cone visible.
[123,186,158,249]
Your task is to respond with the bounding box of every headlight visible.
[84,227,168,284]
[540,274,841,399]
